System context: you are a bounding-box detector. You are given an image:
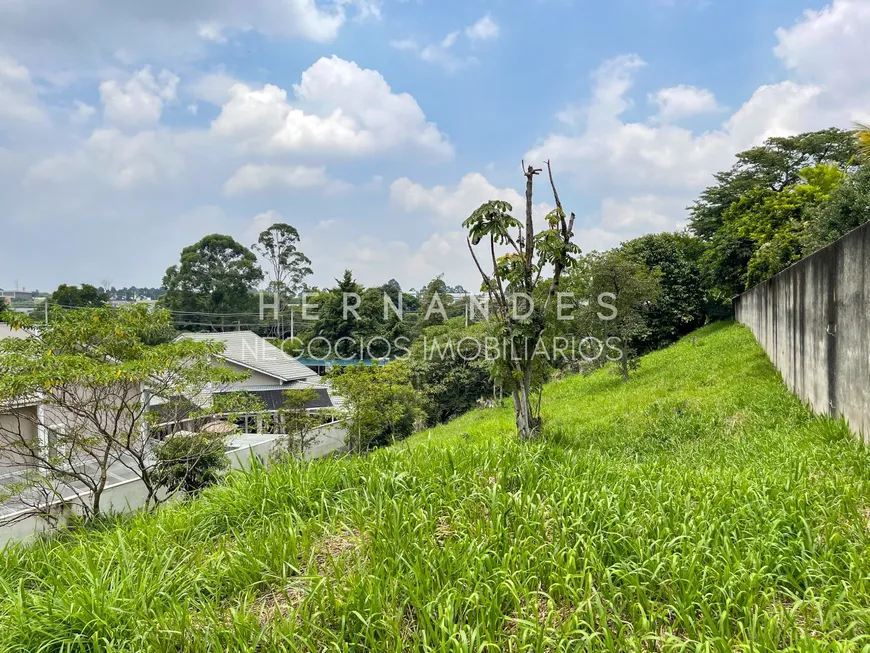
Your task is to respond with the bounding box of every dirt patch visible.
[245,526,367,628]
[312,527,366,575]
[253,579,310,627]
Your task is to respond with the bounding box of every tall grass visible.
[2,322,870,651]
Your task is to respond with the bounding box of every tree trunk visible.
[512,389,532,440]
[620,354,630,382]
[512,361,537,441]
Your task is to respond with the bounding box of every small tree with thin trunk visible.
[463,162,580,440]
[253,222,313,338]
[568,251,661,382]
[0,305,247,523]
[273,388,322,459]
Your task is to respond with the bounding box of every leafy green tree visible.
[463,162,580,440]
[419,275,457,327]
[690,128,858,241]
[252,223,312,338]
[569,251,661,381]
[47,283,109,308]
[252,222,312,298]
[274,388,323,458]
[703,164,845,293]
[620,233,707,351]
[153,432,229,498]
[328,362,423,452]
[408,318,493,425]
[311,270,366,359]
[802,164,870,252]
[0,306,247,521]
[857,123,870,162]
[161,234,263,331]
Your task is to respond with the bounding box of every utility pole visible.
[44,299,48,325]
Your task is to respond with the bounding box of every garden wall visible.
[734,221,870,441]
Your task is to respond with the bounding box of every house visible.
[0,329,348,541]
[0,290,34,301]
[174,331,345,424]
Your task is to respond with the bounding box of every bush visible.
[153,431,230,498]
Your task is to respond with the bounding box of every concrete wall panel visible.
[735,221,870,441]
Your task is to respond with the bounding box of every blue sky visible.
[1,0,867,293]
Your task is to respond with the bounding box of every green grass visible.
[3,322,870,651]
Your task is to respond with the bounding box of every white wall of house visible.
[223,361,283,387]
[0,324,29,341]
[0,407,39,471]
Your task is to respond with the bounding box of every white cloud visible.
[392,15,498,70]
[100,66,180,127]
[0,56,48,129]
[775,0,870,99]
[525,53,846,197]
[27,128,187,189]
[389,38,419,52]
[465,15,500,41]
[0,0,378,71]
[651,85,719,122]
[197,22,227,44]
[391,31,473,72]
[391,172,551,225]
[191,72,241,105]
[224,164,350,196]
[212,56,453,159]
[70,100,96,124]
[600,196,685,231]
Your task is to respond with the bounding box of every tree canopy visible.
[46,283,109,308]
[161,234,264,330]
[690,128,864,296]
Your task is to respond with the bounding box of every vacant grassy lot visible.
[2,322,870,652]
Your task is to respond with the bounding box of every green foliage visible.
[566,250,661,380]
[251,221,312,299]
[407,317,493,425]
[4,325,870,650]
[0,305,247,517]
[275,388,323,458]
[46,283,109,308]
[462,165,579,439]
[691,128,859,294]
[620,232,707,350]
[328,362,424,451]
[153,432,229,498]
[690,128,858,241]
[161,234,263,330]
[802,164,870,252]
[304,271,419,359]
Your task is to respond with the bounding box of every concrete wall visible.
[0,420,347,547]
[734,220,870,440]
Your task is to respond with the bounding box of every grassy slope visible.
[3,323,870,651]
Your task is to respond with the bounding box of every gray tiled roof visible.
[179,331,318,383]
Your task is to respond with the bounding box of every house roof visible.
[178,331,318,383]
[237,386,334,412]
[210,379,345,412]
